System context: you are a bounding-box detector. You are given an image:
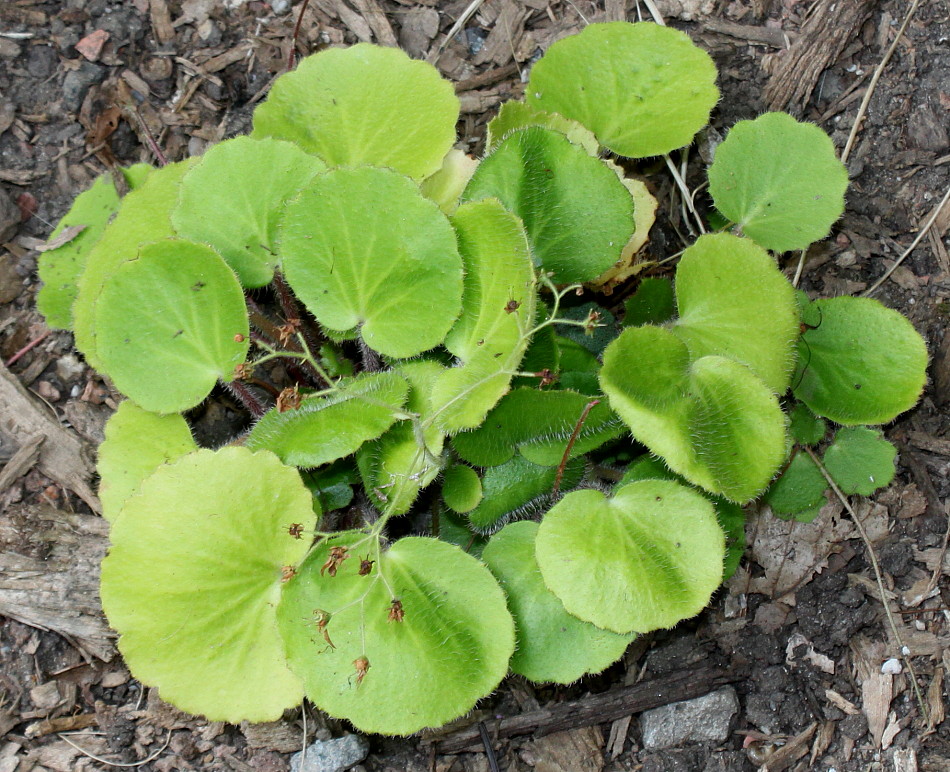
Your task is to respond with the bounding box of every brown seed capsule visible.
[276,385,302,412]
[504,299,520,314]
[287,523,305,539]
[320,546,348,577]
[352,656,370,686]
[280,565,296,582]
[388,599,404,623]
[358,556,375,576]
[277,318,302,347]
[234,333,246,343]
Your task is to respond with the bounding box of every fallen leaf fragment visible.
[36,224,87,252]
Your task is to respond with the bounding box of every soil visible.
[1,1,949,771]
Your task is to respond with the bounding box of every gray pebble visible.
[62,61,106,112]
[641,686,739,750]
[289,733,370,772]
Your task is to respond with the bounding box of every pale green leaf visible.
[246,371,411,468]
[792,296,928,425]
[442,464,483,514]
[73,159,196,369]
[526,22,719,158]
[94,239,249,413]
[535,481,725,634]
[601,327,787,502]
[277,536,515,735]
[101,447,316,722]
[252,44,459,180]
[708,112,849,252]
[280,166,463,358]
[419,149,478,215]
[358,360,445,515]
[38,165,151,329]
[486,101,599,155]
[673,233,800,394]
[429,199,537,432]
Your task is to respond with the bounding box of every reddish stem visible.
[5,330,51,367]
[553,399,600,498]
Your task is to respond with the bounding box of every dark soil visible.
[0,1,948,771]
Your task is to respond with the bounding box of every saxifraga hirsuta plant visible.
[36,21,928,734]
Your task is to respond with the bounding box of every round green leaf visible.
[277,536,515,735]
[462,126,635,284]
[451,388,624,467]
[601,327,787,502]
[73,159,196,369]
[280,166,463,358]
[483,521,633,683]
[526,22,719,158]
[823,427,896,496]
[100,447,316,722]
[708,112,849,252]
[251,44,459,180]
[94,239,249,413]
[535,481,725,634]
[792,296,928,425]
[619,456,746,582]
[673,233,800,394]
[246,372,410,468]
[442,464,483,514]
[172,136,326,287]
[763,451,828,517]
[38,166,151,329]
[97,401,197,522]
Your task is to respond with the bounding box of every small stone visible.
[289,734,370,772]
[269,0,292,14]
[641,687,739,750]
[56,354,85,382]
[36,381,61,402]
[881,658,902,675]
[62,62,106,112]
[75,29,110,61]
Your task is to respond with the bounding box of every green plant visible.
[37,21,927,734]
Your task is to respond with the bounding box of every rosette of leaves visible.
[35,21,932,737]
